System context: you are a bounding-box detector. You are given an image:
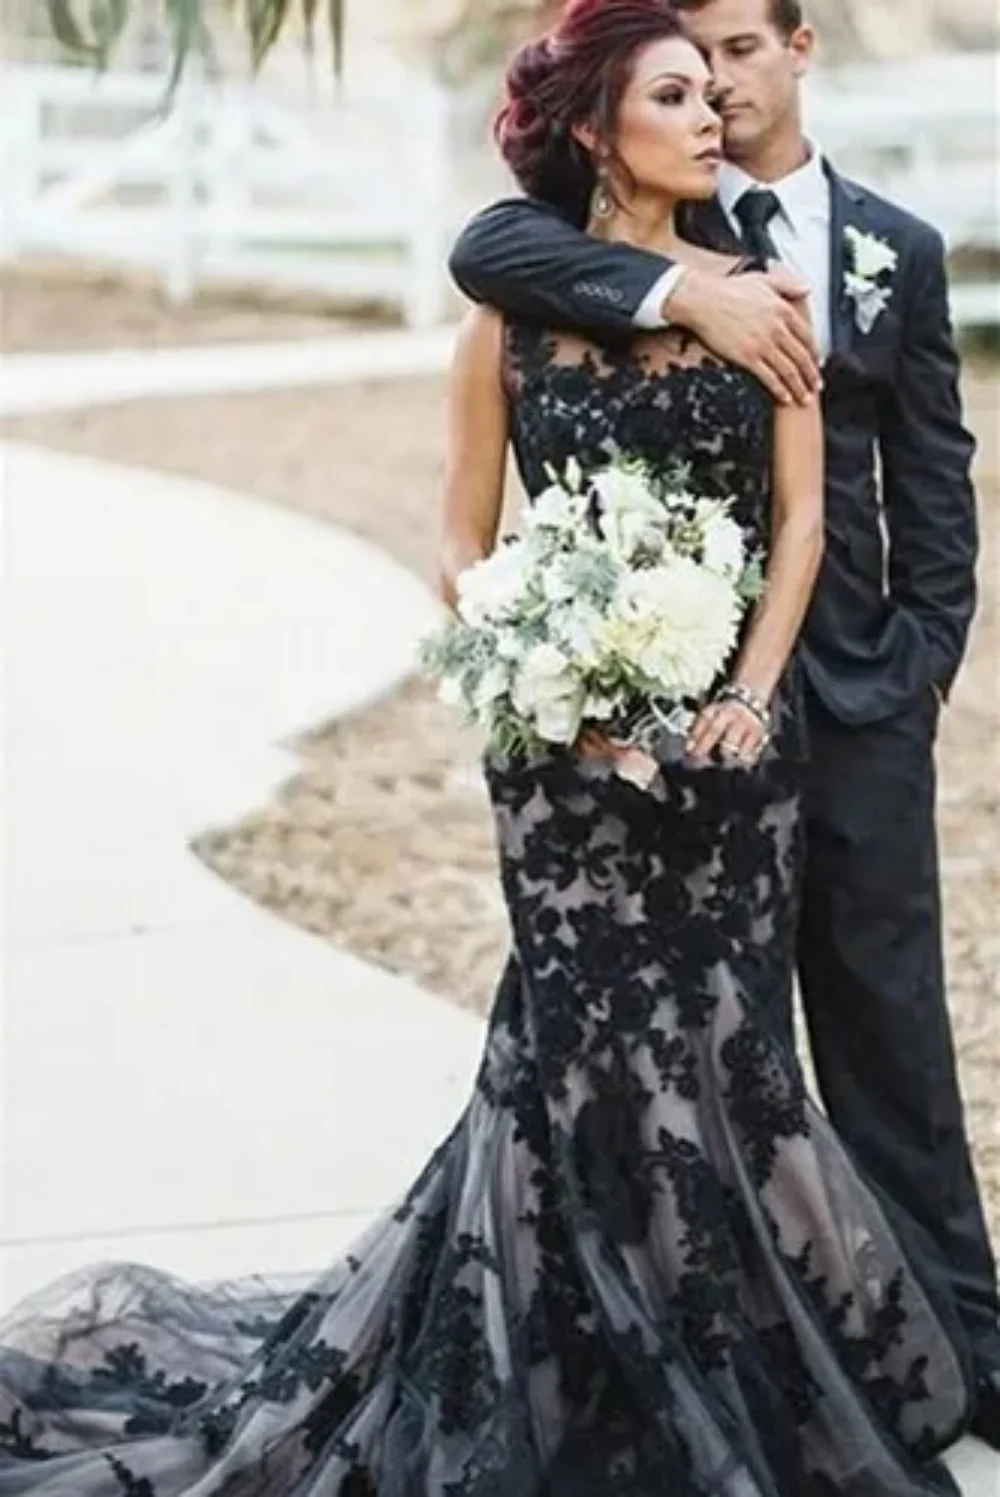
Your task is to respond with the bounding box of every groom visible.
[448,0,1000,1445]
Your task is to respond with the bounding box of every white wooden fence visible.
[0,53,996,328]
[0,60,452,326]
[805,52,999,327]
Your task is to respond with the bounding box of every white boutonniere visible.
[843,226,898,334]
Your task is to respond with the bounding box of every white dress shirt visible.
[635,145,833,357]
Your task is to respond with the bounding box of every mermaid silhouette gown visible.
[0,317,972,1496]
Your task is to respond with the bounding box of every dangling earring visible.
[591,165,614,220]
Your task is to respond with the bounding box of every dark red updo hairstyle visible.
[495,0,686,225]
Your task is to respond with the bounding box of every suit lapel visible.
[825,160,866,362]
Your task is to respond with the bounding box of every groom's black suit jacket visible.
[449,165,979,725]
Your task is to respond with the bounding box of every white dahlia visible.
[603,554,743,698]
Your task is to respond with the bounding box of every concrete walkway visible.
[0,439,485,1309]
[0,326,456,416]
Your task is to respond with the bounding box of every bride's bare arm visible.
[734,394,826,698]
[438,309,510,610]
[688,394,825,762]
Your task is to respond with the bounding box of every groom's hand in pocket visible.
[669,266,820,407]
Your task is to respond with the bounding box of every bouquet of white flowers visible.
[422,455,765,780]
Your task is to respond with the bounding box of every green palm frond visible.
[43,0,347,78]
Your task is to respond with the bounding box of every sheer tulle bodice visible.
[0,321,971,1496]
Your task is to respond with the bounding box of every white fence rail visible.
[805,52,999,326]
[0,62,452,326]
[0,54,996,328]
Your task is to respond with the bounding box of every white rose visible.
[540,558,576,605]
[512,642,573,706]
[701,513,746,579]
[512,642,583,744]
[534,693,586,744]
[845,227,897,280]
[532,484,580,532]
[592,467,666,561]
[456,543,530,625]
[592,466,663,519]
[591,464,655,510]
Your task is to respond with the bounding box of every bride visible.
[0,1,972,1492]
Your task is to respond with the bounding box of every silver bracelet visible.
[716,682,771,730]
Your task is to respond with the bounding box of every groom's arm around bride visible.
[450,195,822,407]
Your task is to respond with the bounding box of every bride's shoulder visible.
[456,304,505,352]
[451,306,508,388]
[454,307,565,394]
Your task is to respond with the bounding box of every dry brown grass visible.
[0,263,389,354]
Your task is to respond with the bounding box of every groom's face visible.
[677,0,815,164]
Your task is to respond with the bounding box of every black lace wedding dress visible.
[0,317,972,1496]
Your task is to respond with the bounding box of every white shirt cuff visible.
[633,265,686,329]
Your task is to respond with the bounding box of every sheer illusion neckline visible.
[500,252,765,394]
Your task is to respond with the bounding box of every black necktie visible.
[733,189,782,263]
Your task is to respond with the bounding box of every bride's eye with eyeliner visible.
[655,87,685,106]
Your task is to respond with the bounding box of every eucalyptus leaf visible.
[163,0,204,94]
[87,0,130,64]
[45,0,101,58]
[42,0,554,87]
[301,0,319,57]
[328,0,344,77]
[246,0,293,70]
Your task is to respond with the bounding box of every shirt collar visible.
[718,144,828,232]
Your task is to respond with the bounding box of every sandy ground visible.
[3,273,996,1243]
[0,264,394,352]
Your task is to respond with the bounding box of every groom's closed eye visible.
[723,35,764,59]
